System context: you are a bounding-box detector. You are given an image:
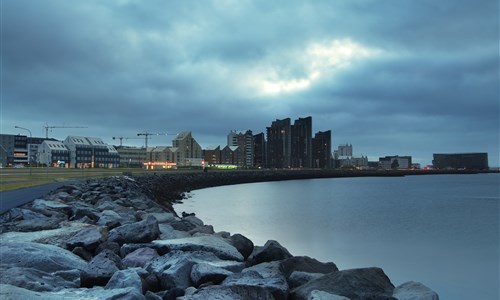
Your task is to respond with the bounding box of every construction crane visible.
[44,124,87,138]
[112,136,142,146]
[137,132,169,148]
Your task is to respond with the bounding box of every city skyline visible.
[2,1,498,167]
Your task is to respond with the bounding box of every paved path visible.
[0,182,77,214]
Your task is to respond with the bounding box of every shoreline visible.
[136,169,494,213]
[0,170,475,299]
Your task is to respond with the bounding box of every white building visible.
[37,140,70,167]
[64,136,119,168]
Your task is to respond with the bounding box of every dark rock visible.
[152,235,244,261]
[291,267,395,300]
[145,291,163,300]
[105,268,143,295]
[96,210,123,229]
[0,266,79,292]
[7,208,47,221]
[108,215,160,245]
[179,284,275,300]
[158,223,191,240]
[164,288,186,300]
[120,243,170,258]
[250,240,293,265]
[122,247,160,268]
[183,215,204,227]
[70,202,100,222]
[80,250,123,288]
[169,219,198,232]
[280,256,338,278]
[229,233,254,260]
[0,242,86,272]
[72,246,94,261]
[32,199,71,214]
[189,225,215,235]
[15,217,62,232]
[66,226,107,251]
[95,241,121,256]
[190,263,233,287]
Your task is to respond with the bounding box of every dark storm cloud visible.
[2,0,498,165]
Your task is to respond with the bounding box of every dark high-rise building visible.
[291,116,312,168]
[432,153,489,170]
[312,130,332,169]
[253,132,266,168]
[266,118,291,168]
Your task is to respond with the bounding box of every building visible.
[37,140,70,167]
[253,132,266,168]
[336,144,353,157]
[203,146,222,165]
[227,130,254,167]
[291,116,312,168]
[432,153,489,170]
[379,155,412,170]
[266,118,292,168]
[312,130,332,169]
[64,136,119,168]
[116,146,147,167]
[171,132,202,167]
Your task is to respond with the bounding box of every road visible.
[0,182,75,214]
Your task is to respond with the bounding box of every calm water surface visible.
[175,173,499,300]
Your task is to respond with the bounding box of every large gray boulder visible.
[32,199,71,213]
[291,267,395,300]
[190,263,233,287]
[288,271,324,289]
[392,281,439,300]
[80,250,123,288]
[66,226,107,251]
[250,240,293,265]
[0,242,86,272]
[308,290,350,299]
[0,284,145,300]
[108,215,160,244]
[153,235,244,261]
[229,233,254,260]
[0,266,79,292]
[105,269,143,295]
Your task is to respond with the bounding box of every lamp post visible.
[14,126,32,176]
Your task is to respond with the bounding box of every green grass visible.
[0,167,192,192]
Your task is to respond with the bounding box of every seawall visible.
[0,171,451,299]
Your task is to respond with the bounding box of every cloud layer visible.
[2,0,499,166]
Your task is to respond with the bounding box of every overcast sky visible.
[2,0,498,166]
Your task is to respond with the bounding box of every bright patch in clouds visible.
[257,39,381,95]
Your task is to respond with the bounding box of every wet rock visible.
[32,199,71,214]
[178,285,275,300]
[190,263,233,287]
[0,266,79,292]
[108,215,160,245]
[280,256,338,278]
[153,235,244,261]
[0,284,146,300]
[0,242,86,272]
[392,281,439,300]
[80,250,123,288]
[122,247,160,268]
[105,268,143,295]
[229,233,254,260]
[250,240,293,265]
[291,267,395,300]
[66,226,106,251]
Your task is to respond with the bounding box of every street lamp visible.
[14,126,32,176]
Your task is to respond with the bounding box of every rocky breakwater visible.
[0,174,439,299]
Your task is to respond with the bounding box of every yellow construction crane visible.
[44,124,87,138]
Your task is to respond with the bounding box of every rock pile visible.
[0,175,439,299]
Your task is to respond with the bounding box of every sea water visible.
[175,173,499,300]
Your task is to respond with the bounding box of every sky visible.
[1,0,499,166]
